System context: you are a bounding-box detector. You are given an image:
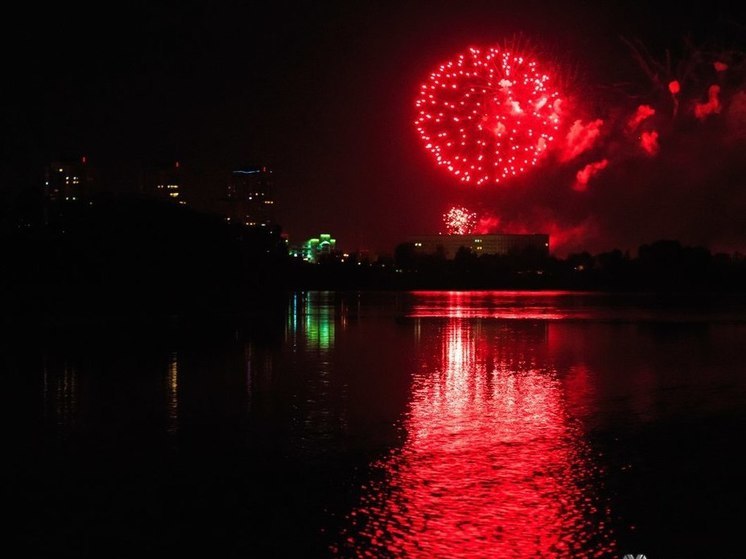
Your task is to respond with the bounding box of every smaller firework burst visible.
[444,206,477,235]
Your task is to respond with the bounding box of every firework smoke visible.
[640,130,659,155]
[694,84,722,120]
[573,159,609,191]
[561,119,604,161]
[475,214,501,234]
[628,105,656,131]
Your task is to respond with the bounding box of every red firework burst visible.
[415,45,563,185]
[444,206,477,235]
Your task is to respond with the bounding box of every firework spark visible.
[415,45,563,186]
[444,206,478,235]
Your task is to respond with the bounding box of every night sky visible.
[2,1,745,254]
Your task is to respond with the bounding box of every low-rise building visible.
[408,233,549,259]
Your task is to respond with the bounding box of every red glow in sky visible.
[475,213,500,234]
[415,45,562,186]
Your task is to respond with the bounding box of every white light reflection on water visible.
[165,351,179,439]
[43,359,78,438]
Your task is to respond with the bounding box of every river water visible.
[4,291,746,558]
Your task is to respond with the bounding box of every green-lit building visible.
[289,233,337,263]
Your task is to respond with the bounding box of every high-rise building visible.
[152,161,185,205]
[44,157,93,201]
[226,166,274,226]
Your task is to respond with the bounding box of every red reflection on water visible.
[408,291,594,320]
[338,318,615,558]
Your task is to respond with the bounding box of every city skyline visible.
[2,1,744,255]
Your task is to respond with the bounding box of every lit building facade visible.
[44,157,93,201]
[289,233,337,263]
[226,166,274,226]
[409,234,550,259]
[153,161,185,205]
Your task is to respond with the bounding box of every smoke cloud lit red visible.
[628,105,655,131]
[640,130,659,155]
[475,214,501,234]
[714,61,728,72]
[573,159,608,191]
[694,84,722,120]
[561,119,604,161]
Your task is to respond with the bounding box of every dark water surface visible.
[3,292,746,558]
